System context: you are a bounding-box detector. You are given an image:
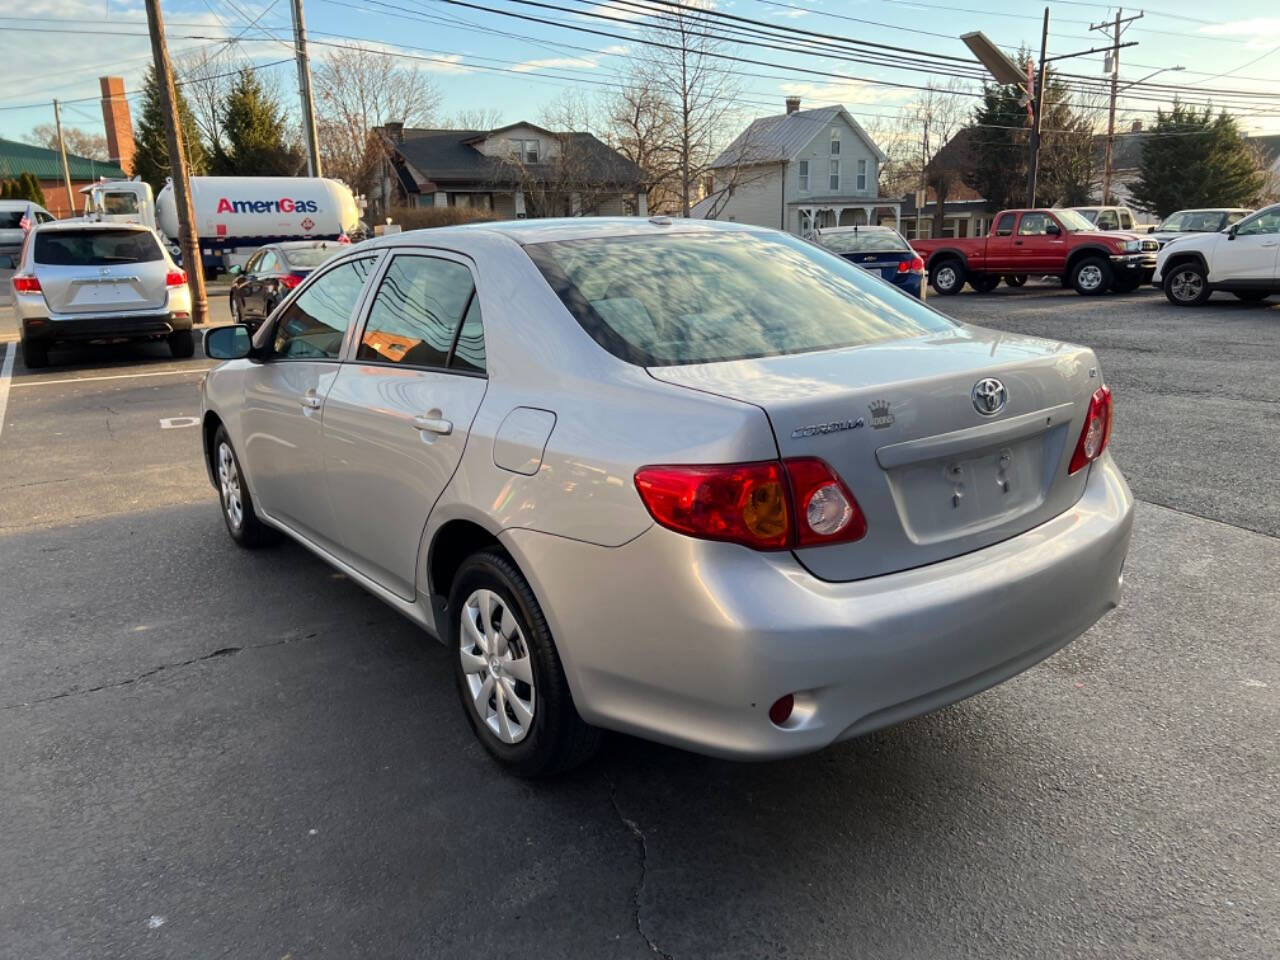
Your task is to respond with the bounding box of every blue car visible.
[814,225,926,299]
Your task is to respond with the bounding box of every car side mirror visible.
[1227,225,1238,240]
[204,324,252,360]
[1147,225,1156,233]
[1046,222,1060,235]
[228,264,243,276]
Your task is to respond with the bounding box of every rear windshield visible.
[817,230,909,254]
[525,231,955,367]
[282,247,336,268]
[34,229,162,266]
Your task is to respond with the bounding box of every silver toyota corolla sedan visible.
[200,217,1133,776]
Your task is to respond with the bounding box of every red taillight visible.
[1069,385,1114,474]
[279,273,304,289]
[165,269,187,287]
[769,694,795,725]
[13,275,41,293]
[897,256,925,273]
[634,458,866,551]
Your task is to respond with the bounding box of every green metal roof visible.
[0,137,126,182]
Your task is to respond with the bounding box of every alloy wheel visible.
[1171,269,1203,302]
[217,442,244,530]
[460,589,536,744]
[935,265,957,291]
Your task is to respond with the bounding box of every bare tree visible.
[177,46,241,157]
[446,107,506,131]
[878,80,970,235]
[313,44,442,192]
[23,124,107,161]
[605,80,679,213]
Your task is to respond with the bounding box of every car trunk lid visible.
[649,325,1101,582]
[33,229,169,315]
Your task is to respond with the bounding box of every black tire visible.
[1111,274,1143,294]
[968,274,1001,293]
[930,258,965,296]
[1004,274,1028,287]
[168,329,195,358]
[229,292,241,324]
[449,548,602,777]
[212,425,280,548]
[1163,262,1211,306]
[1070,256,1113,296]
[1233,290,1271,303]
[21,339,50,369]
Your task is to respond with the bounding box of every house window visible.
[830,130,840,155]
[829,159,839,191]
[798,160,809,192]
[510,138,540,163]
[856,159,867,192]
[448,193,493,211]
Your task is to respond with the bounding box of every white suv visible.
[1153,204,1280,306]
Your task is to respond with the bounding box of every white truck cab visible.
[81,179,156,229]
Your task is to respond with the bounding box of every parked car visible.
[1153,203,1280,306]
[0,199,55,261]
[813,225,926,299]
[200,218,1133,776]
[1149,208,1253,247]
[229,240,343,330]
[10,221,193,368]
[1067,206,1139,232]
[913,208,1160,296]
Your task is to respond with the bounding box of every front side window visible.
[525,231,955,367]
[856,159,867,191]
[1234,208,1280,237]
[270,256,377,360]
[102,192,140,215]
[798,160,809,192]
[994,213,1015,237]
[243,252,264,275]
[33,229,161,265]
[257,250,280,274]
[829,159,840,191]
[283,246,337,269]
[1225,211,1249,226]
[1017,213,1054,236]
[356,255,483,372]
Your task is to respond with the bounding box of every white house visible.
[692,98,901,235]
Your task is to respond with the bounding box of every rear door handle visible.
[1013,240,1023,245]
[301,389,322,410]
[412,414,453,435]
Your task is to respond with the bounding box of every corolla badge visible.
[791,417,865,439]
[971,378,1007,416]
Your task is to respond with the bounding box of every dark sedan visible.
[813,226,926,299]
[228,241,342,329]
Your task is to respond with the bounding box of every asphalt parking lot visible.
[1,281,1277,959]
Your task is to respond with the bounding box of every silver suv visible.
[10,220,193,368]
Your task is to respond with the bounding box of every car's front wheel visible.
[1164,263,1211,306]
[213,426,279,547]
[930,259,965,296]
[1071,256,1112,295]
[449,548,602,777]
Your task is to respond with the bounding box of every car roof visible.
[0,199,42,210]
[277,239,338,249]
[31,219,155,233]
[358,216,767,251]
[818,225,897,234]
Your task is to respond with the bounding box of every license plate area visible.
[886,434,1050,544]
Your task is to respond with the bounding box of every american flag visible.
[18,213,32,233]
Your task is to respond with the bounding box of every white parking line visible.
[10,367,213,389]
[0,343,14,443]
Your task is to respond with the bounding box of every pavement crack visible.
[605,772,674,960]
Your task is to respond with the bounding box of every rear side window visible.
[34,229,161,265]
[0,211,25,229]
[356,255,483,372]
[525,231,954,367]
[270,256,378,360]
[994,213,1015,236]
[282,247,335,269]
[1119,210,1133,229]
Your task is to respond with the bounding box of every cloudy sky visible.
[1,0,1277,149]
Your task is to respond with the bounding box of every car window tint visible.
[1235,210,1280,236]
[271,256,377,360]
[526,231,955,367]
[33,229,162,265]
[450,294,486,373]
[994,213,1015,236]
[357,255,475,369]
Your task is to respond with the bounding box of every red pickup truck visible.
[912,208,1160,296]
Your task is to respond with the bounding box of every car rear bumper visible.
[503,453,1134,760]
[20,309,193,343]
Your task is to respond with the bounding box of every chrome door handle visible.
[301,391,322,410]
[412,415,453,435]
[1261,241,1278,247]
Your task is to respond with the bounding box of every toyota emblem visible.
[972,378,1007,416]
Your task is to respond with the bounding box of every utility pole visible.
[52,99,75,218]
[918,114,929,239]
[1025,8,1049,208]
[143,0,208,326]
[290,0,323,177]
[1092,10,1143,205]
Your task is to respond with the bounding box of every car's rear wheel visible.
[1233,290,1271,303]
[21,338,49,369]
[168,330,195,358]
[968,274,1001,293]
[450,548,602,777]
[229,293,241,323]
[1164,263,1211,306]
[213,426,279,548]
[1071,256,1112,296]
[1003,274,1028,287]
[930,259,965,296]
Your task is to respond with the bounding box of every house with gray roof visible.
[375,122,648,221]
[691,98,901,235]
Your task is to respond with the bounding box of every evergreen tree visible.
[212,69,301,176]
[133,65,208,195]
[1130,101,1264,218]
[21,172,46,206]
[0,180,12,200]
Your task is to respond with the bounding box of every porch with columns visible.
[791,199,902,238]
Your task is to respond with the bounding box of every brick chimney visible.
[99,76,135,175]
[1131,119,1143,133]
[785,96,801,114]
[384,121,405,144]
